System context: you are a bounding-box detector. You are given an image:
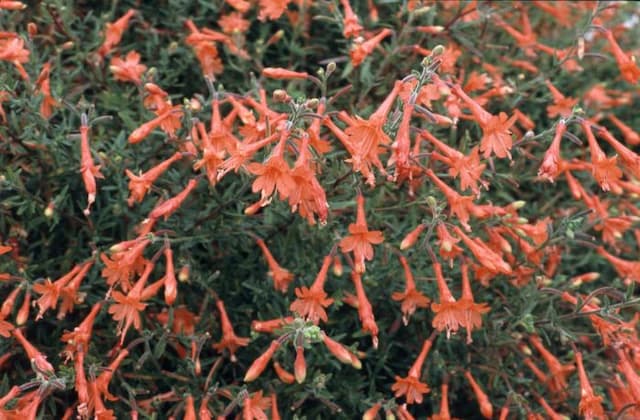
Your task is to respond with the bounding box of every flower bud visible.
[400,224,426,250]
[44,202,55,218]
[326,61,337,77]
[363,403,382,420]
[178,265,190,283]
[244,340,280,382]
[431,45,445,56]
[332,256,343,276]
[294,345,306,383]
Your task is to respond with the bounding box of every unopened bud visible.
[272,89,289,103]
[178,265,190,283]
[426,195,437,209]
[431,45,445,57]
[332,256,343,276]
[326,61,336,76]
[61,41,74,50]
[188,98,201,111]
[44,202,55,218]
[27,22,37,37]
[412,6,431,16]
[577,37,585,60]
[305,98,319,109]
[511,200,526,209]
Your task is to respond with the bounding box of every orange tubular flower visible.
[401,223,426,250]
[464,371,493,419]
[340,0,362,38]
[98,9,136,57]
[128,105,182,144]
[528,335,575,398]
[322,332,361,369]
[421,130,487,195]
[244,339,281,382]
[79,114,104,216]
[273,361,295,384]
[596,246,640,285]
[61,302,102,359]
[247,130,295,202]
[148,178,199,221]
[350,28,392,67]
[453,226,512,275]
[251,316,294,333]
[12,328,54,376]
[294,344,306,383]
[458,263,490,343]
[351,271,379,348]
[256,238,294,293]
[363,403,382,420]
[581,120,622,192]
[162,247,177,305]
[109,50,147,85]
[262,67,308,80]
[213,299,249,361]
[32,264,82,320]
[392,255,430,325]
[258,0,292,21]
[451,84,517,160]
[545,80,577,119]
[101,238,150,291]
[108,262,154,345]
[0,1,26,10]
[35,62,58,118]
[607,114,640,146]
[290,255,334,324]
[436,224,464,266]
[58,260,93,319]
[126,152,183,205]
[430,383,454,420]
[538,120,567,182]
[0,36,30,80]
[575,352,605,420]
[392,334,435,404]
[603,29,640,84]
[425,169,474,232]
[339,193,384,274]
[597,127,640,180]
[431,262,463,339]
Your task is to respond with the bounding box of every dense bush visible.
[1,0,640,418]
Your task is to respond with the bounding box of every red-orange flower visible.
[290,255,334,324]
[350,271,379,349]
[538,120,567,182]
[98,9,136,57]
[545,80,577,119]
[581,120,622,192]
[451,84,516,159]
[212,299,249,361]
[350,28,392,67]
[575,352,605,420]
[256,238,294,293]
[108,262,154,345]
[258,0,292,21]
[392,256,430,325]
[339,193,384,273]
[604,29,640,84]
[391,334,435,404]
[218,12,250,35]
[340,0,362,38]
[126,152,183,205]
[109,50,146,85]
